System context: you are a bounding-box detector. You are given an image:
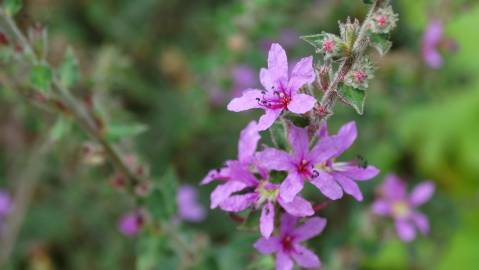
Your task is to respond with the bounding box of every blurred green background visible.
[1,0,479,269]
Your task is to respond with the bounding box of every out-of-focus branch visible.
[0,8,143,194]
[0,130,54,267]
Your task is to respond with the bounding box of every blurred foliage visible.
[0,0,478,269]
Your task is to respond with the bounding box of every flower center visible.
[392,201,410,219]
[255,181,279,206]
[281,235,295,251]
[297,159,312,176]
[322,39,335,53]
[256,89,291,110]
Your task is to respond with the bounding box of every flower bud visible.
[368,6,398,34]
[339,18,360,48]
[344,58,375,89]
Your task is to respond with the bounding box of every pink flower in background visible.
[200,121,261,208]
[372,174,435,242]
[227,43,316,130]
[231,65,257,98]
[421,20,444,69]
[118,210,145,236]
[0,190,12,217]
[254,214,325,270]
[177,185,206,222]
[218,161,314,239]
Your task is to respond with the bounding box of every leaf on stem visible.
[30,64,52,93]
[369,32,392,56]
[3,0,22,16]
[337,83,366,115]
[59,47,79,89]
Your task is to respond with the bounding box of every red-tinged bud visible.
[52,99,70,114]
[93,115,105,133]
[81,142,105,165]
[110,172,126,190]
[228,213,246,223]
[0,32,9,46]
[134,181,152,197]
[318,65,330,92]
[15,43,23,53]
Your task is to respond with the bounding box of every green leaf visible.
[363,0,373,4]
[50,116,71,141]
[269,122,288,150]
[3,0,22,16]
[284,114,310,128]
[30,64,52,92]
[146,167,178,220]
[106,123,148,141]
[58,47,79,89]
[369,32,392,56]
[300,33,327,49]
[337,83,367,114]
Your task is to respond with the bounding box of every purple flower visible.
[219,161,314,238]
[254,214,326,270]
[200,121,261,208]
[231,65,257,98]
[372,174,435,242]
[177,185,206,222]
[227,43,317,131]
[118,210,145,236]
[422,20,444,69]
[0,190,12,217]
[257,122,379,202]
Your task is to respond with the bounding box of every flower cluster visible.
[203,43,380,269]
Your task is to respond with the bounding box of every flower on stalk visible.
[118,209,147,236]
[257,122,379,202]
[369,6,398,34]
[254,214,326,270]
[372,174,435,242]
[227,43,316,131]
[177,185,206,222]
[219,161,314,238]
[344,58,375,90]
[421,20,444,69]
[200,121,261,209]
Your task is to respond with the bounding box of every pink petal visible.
[256,148,292,171]
[411,211,429,234]
[309,171,343,200]
[267,43,288,86]
[227,89,262,112]
[237,121,260,164]
[177,185,206,222]
[200,167,230,185]
[260,201,275,238]
[219,193,257,212]
[227,161,258,186]
[309,136,340,164]
[257,109,282,131]
[280,214,298,235]
[279,172,305,203]
[371,199,390,216]
[332,121,357,156]
[291,245,321,268]
[409,181,435,206]
[260,68,275,91]
[424,49,443,69]
[395,219,416,242]
[287,93,316,114]
[287,125,310,158]
[276,251,294,270]
[381,174,407,201]
[210,181,247,209]
[333,173,363,201]
[338,164,379,181]
[254,236,280,254]
[287,56,315,93]
[279,196,314,217]
[294,217,327,241]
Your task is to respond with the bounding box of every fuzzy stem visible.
[315,0,384,124]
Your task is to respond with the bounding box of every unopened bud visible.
[368,6,398,34]
[318,65,330,92]
[0,32,9,46]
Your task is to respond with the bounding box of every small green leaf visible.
[59,47,79,89]
[369,32,392,56]
[30,64,52,92]
[337,83,367,115]
[50,116,71,141]
[3,0,22,16]
[146,167,178,220]
[106,123,148,141]
[269,122,288,150]
[363,0,373,4]
[300,33,327,49]
[284,114,310,128]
